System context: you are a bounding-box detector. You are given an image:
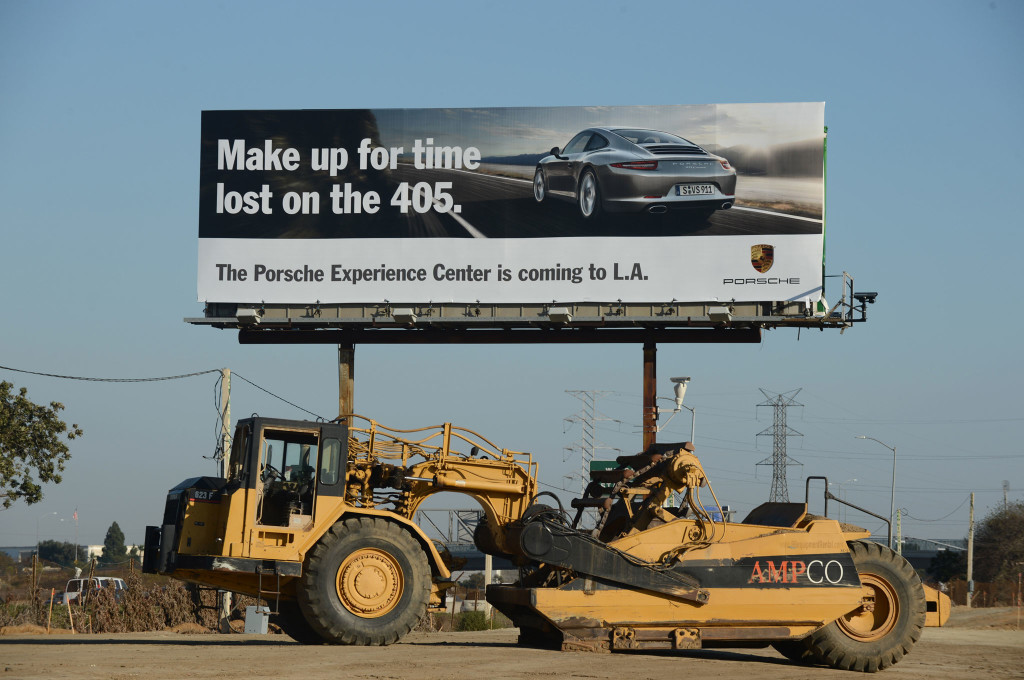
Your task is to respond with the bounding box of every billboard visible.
[198,104,824,306]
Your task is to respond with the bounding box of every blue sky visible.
[1,0,1021,549]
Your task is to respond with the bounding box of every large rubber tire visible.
[772,639,812,663]
[800,540,925,672]
[274,600,326,644]
[297,516,431,645]
[577,169,603,220]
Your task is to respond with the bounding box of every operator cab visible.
[229,417,347,528]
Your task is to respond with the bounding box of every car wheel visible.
[533,167,546,203]
[577,169,603,220]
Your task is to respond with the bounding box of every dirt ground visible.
[1,608,1021,680]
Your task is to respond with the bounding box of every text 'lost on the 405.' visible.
[215,181,463,216]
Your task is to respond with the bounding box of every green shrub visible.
[456,610,488,631]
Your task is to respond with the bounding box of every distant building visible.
[0,546,36,562]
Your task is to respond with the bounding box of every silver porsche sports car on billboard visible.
[534,127,737,220]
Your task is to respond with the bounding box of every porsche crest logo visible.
[751,244,775,273]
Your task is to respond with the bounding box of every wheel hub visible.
[580,175,596,215]
[838,572,899,641]
[336,548,404,618]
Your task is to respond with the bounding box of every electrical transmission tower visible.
[564,390,619,497]
[756,388,804,502]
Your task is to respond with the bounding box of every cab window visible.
[261,430,318,484]
[320,438,342,485]
[257,429,319,527]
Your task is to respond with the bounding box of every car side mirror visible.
[550,146,565,160]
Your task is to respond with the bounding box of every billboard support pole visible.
[338,344,355,419]
[643,342,657,451]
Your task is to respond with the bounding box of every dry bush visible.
[11,572,205,633]
[0,602,35,628]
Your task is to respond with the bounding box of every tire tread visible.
[798,540,925,673]
[298,516,430,646]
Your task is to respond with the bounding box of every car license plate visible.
[676,184,715,196]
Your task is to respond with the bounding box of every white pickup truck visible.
[60,576,127,604]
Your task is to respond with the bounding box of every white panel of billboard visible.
[198,104,824,305]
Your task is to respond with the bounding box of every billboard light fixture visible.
[708,306,731,323]
[392,308,417,324]
[548,307,572,323]
[236,307,261,325]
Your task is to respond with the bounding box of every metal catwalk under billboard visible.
[197,104,825,305]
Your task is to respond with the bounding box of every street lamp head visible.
[670,377,690,410]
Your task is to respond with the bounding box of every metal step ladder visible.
[256,564,281,614]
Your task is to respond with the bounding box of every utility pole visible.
[966,492,975,609]
[218,369,232,632]
[484,553,492,619]
[756,389,803,502]
[219,369,231,473]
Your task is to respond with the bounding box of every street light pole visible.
[856,435,897,550]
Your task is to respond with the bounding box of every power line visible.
[0,364,220,382]
[903,496,971,522]
[232,372,324,419]
[0,363,323,419]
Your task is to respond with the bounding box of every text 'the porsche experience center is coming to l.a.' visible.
[197,104,826,306]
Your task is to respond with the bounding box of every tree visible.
[38,539,87,567]
[929,548,967,582]
[100,521,127,565]
[973,500,1024,582]
[461,572,485,589]
[0,381,82,508]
